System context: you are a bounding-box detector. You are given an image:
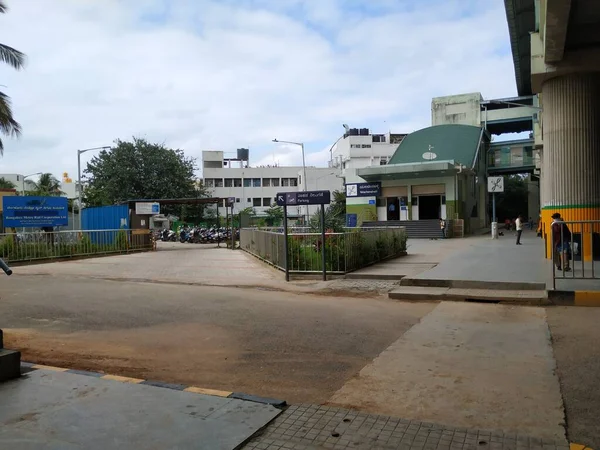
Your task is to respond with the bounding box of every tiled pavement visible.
[244,405,569,450]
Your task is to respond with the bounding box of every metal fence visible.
[0,229,154,263]
[241,227,407,274]
[550,220,600,289]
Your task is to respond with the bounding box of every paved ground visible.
[546,307,600,449]
[245,404,569,450]
[0,367,279,450]
[328,303,566,441]
[0,275,434,404]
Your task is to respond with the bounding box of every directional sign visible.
[276,190,331,206]
[345,182,381,197]
[487,176,504,193]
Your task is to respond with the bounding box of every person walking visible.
[515,215,523,245]
[551,212,571,272]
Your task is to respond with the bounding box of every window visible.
[262,178,271,187]
[282,178,290,187]
[214,178,224,187]
[247,198,251,203]
[234,178,242,187]
[236,198,240,203]
[271,178,280,187]
[224,178,233,187]
[205,179,215,188]
[298,175,301,186]
[350,144,361,148]
[252,178,261,187]
[379,157,388,166]
[243,178,251,187]
[253,198,262,207]
[289,178,298,187]
[361,144,371,148]
[263,198,271,206]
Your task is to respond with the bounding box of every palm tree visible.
[27,173,63,196]
[0,176,15,189]
[0,1,25,154]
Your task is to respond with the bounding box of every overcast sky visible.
[0,0,517,180]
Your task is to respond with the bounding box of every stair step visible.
[0,348,21,382]
[400,277,546,291]
[388,286,549,304]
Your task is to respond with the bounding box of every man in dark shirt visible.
[551,213,571,272]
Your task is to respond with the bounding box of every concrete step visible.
[388,286,549,305]
[0,348,21,382]
[400,277,546,291]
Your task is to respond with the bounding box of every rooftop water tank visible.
[237,148,249,161]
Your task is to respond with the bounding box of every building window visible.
[298,175,301,186]
[214,178,224,187]
[263,198,271,206]
[252,178,261,187]
[289,178,298,187]
[253,198,261,207]
[205,179,215,188]
[224,178,233,187]
[379,157,388,166]
[361,144,371,148]
[247,198,251,203]
[271,178,280,187]
[282,178,289,187]
[234,178,242,187]
[262,178,271,187]
[236,198,240,203]
[350,144,361,149]
[243,178,251,187]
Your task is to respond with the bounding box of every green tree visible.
[0,1,25,154]
[83,138,205,208]
[26,173,63,196]
[265,204,283,226]
[0,177,15,189]
[309,190,346,232]
[494,174,529,222]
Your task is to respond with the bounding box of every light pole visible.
[272,138,308,224]
[77,146,110,229]
[21,172,42,196]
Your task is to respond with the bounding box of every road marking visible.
[184,386,232,397]
[101,374,144,384]
[31,364,68,372]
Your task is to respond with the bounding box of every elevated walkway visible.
[487,138,536,175]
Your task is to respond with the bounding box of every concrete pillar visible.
[541,73,600,261]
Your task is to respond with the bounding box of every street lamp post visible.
[77,146,110,229]
[21,172,42,196]
[272,138,308,224]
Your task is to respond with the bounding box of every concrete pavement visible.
[0,367,280,449]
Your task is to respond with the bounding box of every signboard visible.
[3,196,68,228]
[487,176,504,193]
[135,202,160,215]
[276,190,331,206]
[368,199,375,205]
[345,182,381,197]
[346,213,358,228]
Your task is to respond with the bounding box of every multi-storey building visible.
[202,149,342,220]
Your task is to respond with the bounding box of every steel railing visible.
[550,220,600,289]
[0,229,154,263]
[240,227,406,274]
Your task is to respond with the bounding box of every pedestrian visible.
[439,218,446,239]
[515,215,523,245]
[551,212,571,272]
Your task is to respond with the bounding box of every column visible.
[541,73,600,261]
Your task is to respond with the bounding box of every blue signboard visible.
[3,196,68,228]
[346,213,358,228]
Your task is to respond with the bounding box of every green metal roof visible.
[388,124,484,167]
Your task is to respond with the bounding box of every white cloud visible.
[0,0,517,178]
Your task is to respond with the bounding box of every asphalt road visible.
[0,274,434,404]
[547,307,600,448]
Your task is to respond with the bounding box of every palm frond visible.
[0,1,7,14]
[0,91,21,135]
[0,43,25,70]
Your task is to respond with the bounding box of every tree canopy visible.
[493,174,530,222]
[26,173,63,196]
[83,138,204,206]
[309,190,346,232]
[0,177,15,189]
[0,1,25,154]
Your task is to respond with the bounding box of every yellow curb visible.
[101,374,144,384]
[184,386,232,397]
[571,444,593,450]
[31,364,68,372]
[574,291,600,307]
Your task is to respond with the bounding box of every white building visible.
[330,128,407,221]
[0,172,78,199]
[202,150,342,220]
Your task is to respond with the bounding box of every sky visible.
[0,0,518,181]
